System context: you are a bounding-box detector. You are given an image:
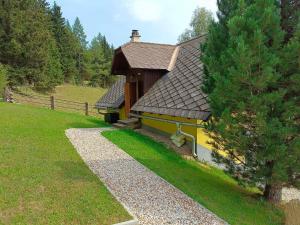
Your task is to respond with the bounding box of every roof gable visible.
[131,36,211,120]
[112,42,177,73]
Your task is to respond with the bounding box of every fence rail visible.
[11,92,99,116]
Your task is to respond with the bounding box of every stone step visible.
[117,118,139,125]
[112,123,127,129]
[129,123,141,129]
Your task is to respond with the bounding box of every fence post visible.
[50,96,55,110]
[4,87,13,103]
[85,102,88,116]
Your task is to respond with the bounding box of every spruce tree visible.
[66,20,72,31]
[0,0,19,72]
[0,0,62,90]
[72,17,88,49]
[51,2,65,43]
[201,0,240,95]
[50,2,79,83]
[72,17,90,84]
[89,33,114,87]
[32,0,63,89]
[281,0,300,42]
[278,18,300,188]
[0,64,7,97]
[202,0,299,200]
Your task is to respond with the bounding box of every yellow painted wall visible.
[119,106,126,120]
[197,121,229,157]
[141,112,213,149]
[196,121,213,150]
[142,113,197,140]
[140,112,231,159]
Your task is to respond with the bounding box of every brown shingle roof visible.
[131,36,211,120]
[95,76,125,109]
[120,42,177,70]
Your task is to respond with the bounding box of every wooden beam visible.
[125,82,130,118]
[136,74,139,102]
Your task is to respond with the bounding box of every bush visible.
[0,64,7,99]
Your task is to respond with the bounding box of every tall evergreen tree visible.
[72,17,88,49]
[50,2,79,83]
[278,7,300,188]
[88,33,114,87]
[0,0,13,65]
[201,0,240,95]
[280,0,300,42]
[51,2,65,42]
[0,64,7,97]
[202,0,299,200]
[0,0,114,89]
[66,19,72,31]
[0,0,63,90]
[71,17,90,84]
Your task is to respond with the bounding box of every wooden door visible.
[125,82,137,117]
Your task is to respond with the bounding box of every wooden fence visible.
[11,92,99,116]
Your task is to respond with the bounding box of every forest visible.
[0,0,115,91]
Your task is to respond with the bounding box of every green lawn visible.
[17,84,107,106]
[14,84,107,115]
[102,129,284,225]
[0,103,131,225]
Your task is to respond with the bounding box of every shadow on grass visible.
[68,117,110,129]
[55,161,97,182]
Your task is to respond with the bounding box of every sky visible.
[49,0,218,47]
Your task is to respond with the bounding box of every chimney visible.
[130,29,141,42]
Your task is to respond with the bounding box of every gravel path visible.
[66,128,227,225]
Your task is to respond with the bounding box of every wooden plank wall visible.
[143,70,164,94]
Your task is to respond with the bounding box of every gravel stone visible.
[66,128,228,225]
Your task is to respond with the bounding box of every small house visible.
[96,30,215,164]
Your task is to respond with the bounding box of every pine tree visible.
[278,11,300,188]
[50,2,79,83]
[66,19,72,31]
[51,2,65,42]
[71,17,90,84]
[88,33,114,87]
[0,0,18,69]
[201,0,240,95]
[0,0,63,90]
[0,0,114,89]
[281,0,300,42]
[32,0,63,89]
[72,17,88,49]
[202,0,299,200]
[0,64,7,97]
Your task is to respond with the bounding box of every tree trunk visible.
[264,183,282,202]
[264,184,271,199]
[281,0,300,42]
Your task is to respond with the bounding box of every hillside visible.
[17,84,107,106]
[12,85,107,116]
[0,103,131,224]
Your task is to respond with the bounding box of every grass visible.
[14,84,107,115]
[102,129,284,225]
[0,103,131,225]
[17,84,107,106]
